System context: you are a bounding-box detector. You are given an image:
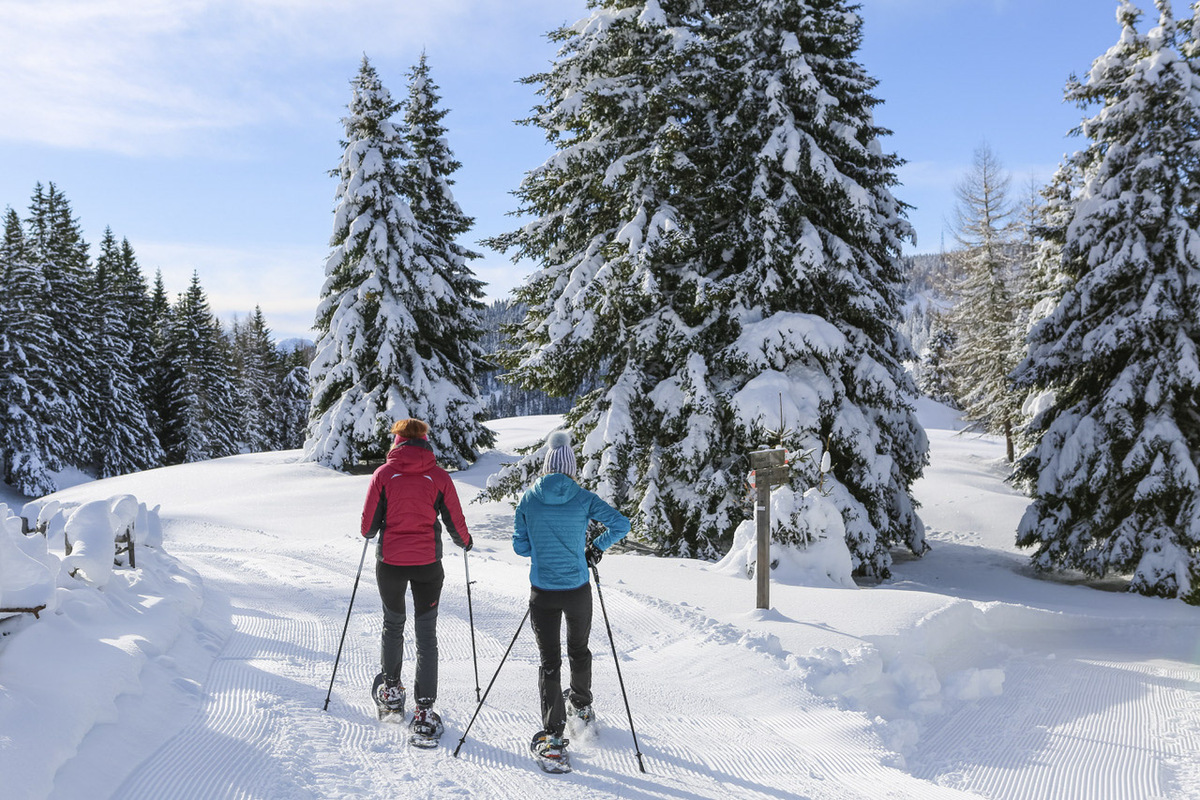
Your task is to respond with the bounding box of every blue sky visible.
[0,0,1150,341]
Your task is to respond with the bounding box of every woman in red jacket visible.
[361,418,472,740]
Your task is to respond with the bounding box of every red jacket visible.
[361,439,472,565]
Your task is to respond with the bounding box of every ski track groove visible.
[206,534,849,796]
[109,513,1193,800]
[912,655,1200,800]
[112,536,823,800]
[111,547,396,800]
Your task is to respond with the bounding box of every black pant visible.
[529,583,593,737]
[377,560,444,705]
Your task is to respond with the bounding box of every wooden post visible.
[755,474,771,609]
[749,449,787,610]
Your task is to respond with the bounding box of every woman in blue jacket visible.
[513,430,630,764]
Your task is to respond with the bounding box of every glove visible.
[462,539,473,552]
[363,529,378,540]
[585,543,603,566]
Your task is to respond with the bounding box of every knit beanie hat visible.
[543,431,577,478]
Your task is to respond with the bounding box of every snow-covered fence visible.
[0,504,56,621]
[0,496,163,620]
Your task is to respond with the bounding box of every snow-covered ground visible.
[3,402,1200,800]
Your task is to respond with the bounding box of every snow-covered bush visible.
[714,485,855,589]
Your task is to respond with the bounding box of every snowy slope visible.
[2,406,1199,799]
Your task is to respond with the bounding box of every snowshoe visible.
[563,688,595,733]
[408,706,444,748]
[372,673,406,722]
[530,729,572,774]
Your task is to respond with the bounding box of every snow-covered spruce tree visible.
[1022,163,1078,328]
[116,237,158,434]
[487,0,927,571]
[88,228,162,477]
[946,144,1024,463]
[231,307,279,454]
[306,58,409,469]
[307,56,492,469]
[25,183,95,470]
[718,0,928,570]
[276,364,310,450]
[145,270,174,454]
[0,207,57,495]
[1012,1,1200,601]
[485,1,730,558]
[160,273,241,464]
[1012,164,1079,455]
[919,320,958,407]
[398,53,495,466]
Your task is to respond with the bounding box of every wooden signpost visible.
[749,448,788,610]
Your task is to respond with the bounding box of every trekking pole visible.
[323,536,371,711]
[453,606,530,758]
[464,550,481,702]
[591,562,647,773]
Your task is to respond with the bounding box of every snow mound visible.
[0,504,57,612]
[0,495,202,800]
[714,486,856,589]
[798,599,1012,762]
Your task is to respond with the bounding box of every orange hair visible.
[391,418,430,439]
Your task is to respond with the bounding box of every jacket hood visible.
[530,472,581,505]
[385,439,436,472]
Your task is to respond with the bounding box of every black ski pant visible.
[529,583,593,737]
[377,560,444,706]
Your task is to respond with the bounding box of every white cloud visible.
[135,239,325,340]
[134,238,535,341]
[0,0,578,155]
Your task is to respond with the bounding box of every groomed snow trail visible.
[891,417,1200,800]
[94,513,974,800]
[38,431,974,800]
[32,411,1200,800]
[912,650,1200,800]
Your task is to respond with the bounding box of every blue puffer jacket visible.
[513,473,631,591]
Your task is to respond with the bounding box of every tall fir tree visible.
[307,56,490,469]
[277,364,311,450]
[307,57,416,469]
[117,237,158,427]
[487,0,926,571]
[232,307,279,453]
[146,270,174,454]
[89,229,162,477]
[25,183,95,471]
[400,53,495,467]
[161,273,241,464]
[718,0,928,569]
[0,207,57,495]
[1013,1,1200,601]
[946,144,1024,463]
[486,0,729,557]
